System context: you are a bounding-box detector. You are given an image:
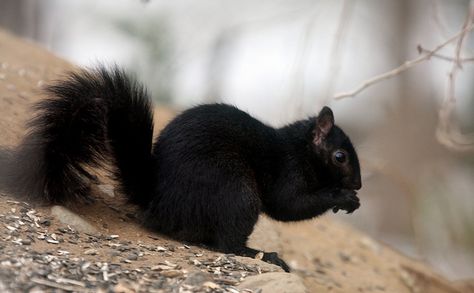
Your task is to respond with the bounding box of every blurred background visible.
[0,0,473,280]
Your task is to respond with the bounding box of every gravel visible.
[0,195,280,292]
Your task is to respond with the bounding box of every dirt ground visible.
[0,28,471,293]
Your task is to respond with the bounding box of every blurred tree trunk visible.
[0,0,43,41]
[204,28,239,103]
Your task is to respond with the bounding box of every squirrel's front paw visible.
[332,190,360,214]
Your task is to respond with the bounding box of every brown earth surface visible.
[0,28,469,293]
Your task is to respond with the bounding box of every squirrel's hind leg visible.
[210,197,291,272]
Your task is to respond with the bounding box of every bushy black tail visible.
[0,66,155,206]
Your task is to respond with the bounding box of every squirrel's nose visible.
[342,177,361,190]
[348,178,361,190]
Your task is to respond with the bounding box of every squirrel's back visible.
[155,104,278,160]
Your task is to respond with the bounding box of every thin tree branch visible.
[431,0,474,57]
[453,6,473,70]
[321,0,354,104]
[287,10,319,120]
[432,0,450,39]
[333,22,474,100]
[416,45,474,63]
[435,1,474,152]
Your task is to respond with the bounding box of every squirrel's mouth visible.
[331,190,360,214]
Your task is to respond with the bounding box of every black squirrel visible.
[0,66,361,272]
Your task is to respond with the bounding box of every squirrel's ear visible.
[313,106,334,146]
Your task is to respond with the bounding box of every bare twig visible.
[453,6,473,70]
[435,100,474,152]
[432,0,474,57]
[333,3,474,152]
[287,10,319,119]
[417,45,474,63]
[288,0,354,118]
[321,0,355,104]
[333,22,474,100]
[435,2,474,152]
[431,0,450,39]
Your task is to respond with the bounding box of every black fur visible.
[0,67,154,204]
[0,66,362,272]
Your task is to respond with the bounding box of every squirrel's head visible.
[311,106,362,190]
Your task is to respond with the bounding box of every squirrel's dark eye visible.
[333,150,348,165]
